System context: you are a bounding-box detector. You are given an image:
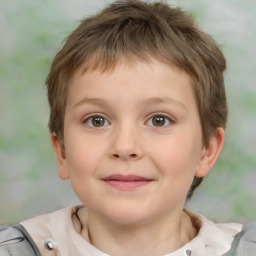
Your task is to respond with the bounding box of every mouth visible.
[101,174,154,191]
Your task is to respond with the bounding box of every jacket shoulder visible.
[223,222,256,256]
[0,224,41,256]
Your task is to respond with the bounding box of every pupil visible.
[153,116,165,126]
[92,117,105,127]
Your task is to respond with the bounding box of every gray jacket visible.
[0,223,256,255]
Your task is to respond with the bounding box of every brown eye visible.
[147,115,172,127]
[152,116,166,126]
[92,116,105,127]
[85,115,109,127]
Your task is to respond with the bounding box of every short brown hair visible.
[46,0,227,198]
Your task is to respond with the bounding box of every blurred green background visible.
[0,0,255,224]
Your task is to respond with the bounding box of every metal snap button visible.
[186,249,192,256]
[44,241,54,251]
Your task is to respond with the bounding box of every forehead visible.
[66,58,197,112]
[71,56,193,89]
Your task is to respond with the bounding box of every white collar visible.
[21,205,242,256]
[163,211,242,256]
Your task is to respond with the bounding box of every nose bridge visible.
[110,121,143,160]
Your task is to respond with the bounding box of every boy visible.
[0,0,255,255]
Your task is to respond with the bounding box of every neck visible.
[85,209,197,256]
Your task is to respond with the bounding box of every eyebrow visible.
[73,97,188,112]
[73,98,108,109]
[142,97,188,113]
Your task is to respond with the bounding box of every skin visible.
[51,59,225,256]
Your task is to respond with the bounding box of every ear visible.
[51,133,69,180]
[195,127,225,177]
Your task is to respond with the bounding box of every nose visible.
[109,124,144,161]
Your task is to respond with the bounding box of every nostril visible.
[130,154,137,158]
[113,154,119,158]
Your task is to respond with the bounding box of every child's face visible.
[52,59,213,225]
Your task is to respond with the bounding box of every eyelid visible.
[148,112,174,121]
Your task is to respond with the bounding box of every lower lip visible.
[103,180,152,190]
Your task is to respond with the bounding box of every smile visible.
[102,174,154,191]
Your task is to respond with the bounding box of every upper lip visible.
[102,174,153,182]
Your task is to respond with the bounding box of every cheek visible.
[150,134,201,178]
[64,141,103,205]
[65,137,104,178]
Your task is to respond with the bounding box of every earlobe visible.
[195,127,225,177]
[51,133,69,180]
